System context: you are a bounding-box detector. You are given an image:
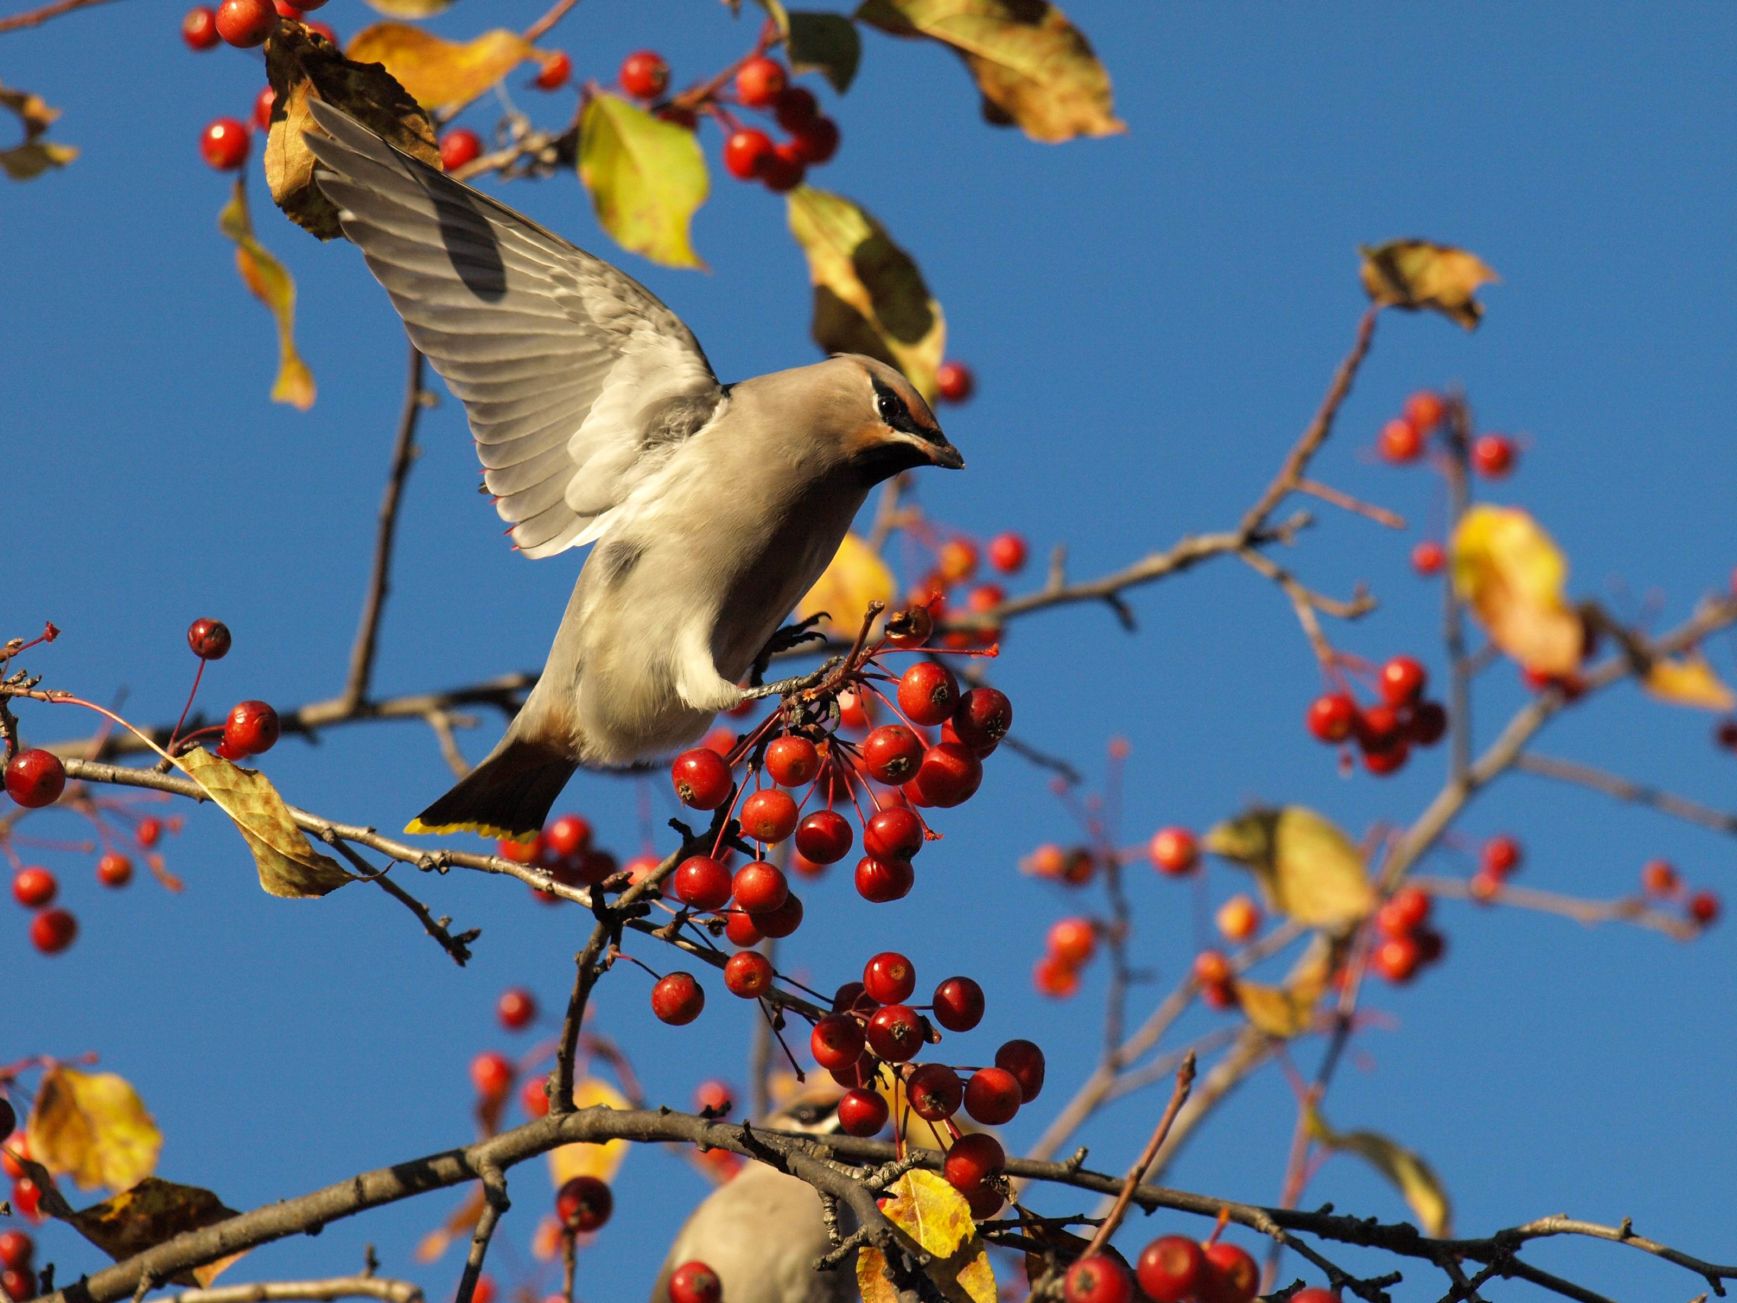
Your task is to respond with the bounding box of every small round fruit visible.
[911,742,982,808]
[791,116,840,165]
[951,687,1012,753]
[469,1051,513,1098]
[497,987,537,1031]
[963,1066,1022,1125]
[1404,390,1446,432]
[1064,1256,1132,1303]
[723,950,774,998]
[1377,885,1432,937]
[1379,655,1428,706]
[666,1260,721,1303]
[12,867,56,909]
[731,860,788,913]
[673,856,731,911]
[1481,835,1522,878]
[521,1076,551,1117]
[935,361,974,404]
[734,56,786,107]
[765,735,821,787]
[897,661,959,726]
[182,6,220,49]
[0,1231,31,1272]
[861,725,923,785]
[223,700,280,756]
[810,1014,865,1071]
[774,86,818,129]
[1034,954,1080,998]
[906,1063,962,1120]
[555,1174,613,1232]
[620,50,669,100]
[854,855,914,903]
[1472,434,1517,478]
[931,976,985,1032]
[2,1268,36,1301]
[544,813,592,858]
[253,85,277,129]
[987,532,1027,574]
[1374,934,1421,984]
[864,808,924,862]
[1290,1290,1341,1303]
[440,129,482,172]
[943,1132,1005,1192]
[1411,540,1445,576]
[994,1038,1045,1101]
[749,891,804,938]
[739,788,799,844]
[1215,895,1261,943]
[1193,949,1233,988]
[672,748,733,809]
[1689,891,1721,926]
[1306,692,1357,744]
[651,972,705,1025]
[201,116,251,170]
[136,816,163,847]
[760,144,805,193]
[1148,827,1198,875]
[27,908,73,952]
[722,128,773,181]
[1136,1235,1206,1303]
[862,950,916,1004]
[215,0,276,47]
[1200,1242,1258,1303]
[533,50,572,90]
[864,1003,924,1062]
[1048,916,1096,965]
[1378,417,1424,463]
[836,1087,888,1137]
[1408,699,1449,747]
[1641,859,1680,896]
[723,910,762,947]
[795,809,853,864]
[95,852,132,888]
[6,750,66,809]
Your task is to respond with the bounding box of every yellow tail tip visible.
[403,817,539,841]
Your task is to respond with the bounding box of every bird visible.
[302,102,963,840]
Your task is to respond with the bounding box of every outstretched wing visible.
[305,100,724,558]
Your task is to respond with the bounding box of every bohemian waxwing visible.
[650,1087,857,1303]
[303,103,963,838]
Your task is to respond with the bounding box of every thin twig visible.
[1513,753,1737,838]
[0,0,112,34]
[1079,1053,1196,1260]
[453,1163,507,1303]
[163,1279,423,1303]
[1413,874,1698,940]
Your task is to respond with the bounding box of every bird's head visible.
[802,355,963,482]
[761,1080,847,1135]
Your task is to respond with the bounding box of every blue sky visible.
[5,4,1736,1300]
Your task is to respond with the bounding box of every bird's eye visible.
[877,390,902,426]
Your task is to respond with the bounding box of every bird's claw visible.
[750,613,831,686]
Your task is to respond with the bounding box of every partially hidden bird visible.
[303,102,963,840]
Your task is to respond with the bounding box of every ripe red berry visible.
[854,854,914,904]
[0,1232,31,1272]
[619,49,669,100]
[1641,859,1680,896]
[906,1063,962,1120]
[520,1075,551,1117]
[1379,655,1428,706]
[666,1261,721,1303]
[651,972,705,1025]
[1481,835,1522,878]
[469,1051,513,1098]
[1215,895,1261,943]
[1136,1235,1206,1303]
[1404,390,1446,432]
[749,890,804,938]
[723,909,762,947]
[1034,954,1080,998]
[943,1132,1004,1192]
[723,950,774,998]
[795,809,852,864]
[1047,916,1096,965]
[1407,699,1448,747]
[1374,934,1421,984]
[765,735,820,787]
[791,116,840,165]
[1411,540,1445,576]
[738,788,799,845]
[1148,827,1198,875]
[5,750,65,809]
[810,1014,865,1071]
[836,1087,888,1137]
[731,860,788,913]
[223,699,280,756]
[1193,949,1234,989]
[897,662,959,726]
[935,361,975,404]
[931,975,985,1032]
[439,129,482,172]
[215,0,275,46]
[253,85,276,130]
[672,748,733,809]
[673,856,731,911]
[544,814,592,859]
[1200,1242,1258,1303]
[911,742,982,808]
[863,808,924,863]
[734,56,787,107]
[722,128,774,181]
[93,852,131,888]
[1689,891,1721,926]
[3,1268,36,1302]
[135,816,163,848]
[497,987,536,1031]
[533,50,572,90]
[1290,1290,1341,1303]
[693,1080,733,1116]
[1472,434,1517,478]
[1377,885,1432,937]
[862,951,916,1005]
[987,532,1027,574]
[761,141,806,192]
[774,86,818,129]
[963,1066,1022,1125]
[1356,703,1404,751]
[182,6,220,49]
[1378,417,1425,464]
[994,1038,1045,1101]
[555,1174,612,1232]
[1064,1256,1133,1303]
[12,867,56,909]
[861,725,923,785]
[864,1003,924,1062]
[951,687,1012,754]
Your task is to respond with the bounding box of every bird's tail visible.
[406,735,578,841]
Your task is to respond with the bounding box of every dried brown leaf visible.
[66,1178,243,1287]
[175,747,353,898]
[0,82,77,181]
[1360,238,1499,329]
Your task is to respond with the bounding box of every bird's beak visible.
[927,437,965,470]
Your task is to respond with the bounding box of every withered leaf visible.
[1307,1108,1452,1236]
[1450,505,1584,675]
[363,0,454,14]
[0,82,77,181]
[175,747,353,898]
[1360,239,1499,329]
[67,1178,243,1287]
[28,1067,162,1193]
[346,24,534,112]
[219,180,317,409]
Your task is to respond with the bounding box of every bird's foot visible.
[749,612,830,687]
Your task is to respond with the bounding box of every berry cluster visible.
[1370,884,1446,985]
[1305,654,1447,776]
[0,1097,43,1250]
[1062,1232,1327,1303]
[1636,857,1720,928]
[0,1218,34,1303]
[711,56,841,193]
[898,527,1028,651]
[1376,389,1518,479]
[183,2,339,173]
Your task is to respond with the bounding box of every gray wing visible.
[304,100,724,559]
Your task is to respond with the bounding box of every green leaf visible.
[856,0,1121,142]
[218,180,317,410]
[1205,806,1374,929]
[579,92,709,270]
[787,11,863,92]
[175,746,352,898]
[0,82,77,181]
[786,186,944,399]
[1307,1108,1452,1236]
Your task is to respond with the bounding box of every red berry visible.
[1374,934,1421,984]
[731,860,788,913]
[666,1261,721,1303]
[723,909,762,947]
[253,85,276,130]
[1148,827,1198,875]
[1377,885,1432,937]
[723,950,774,998]
[674,749,733,810]
[136,816,163,847]
[1356,703,1404,751]
[1641,859,1679,896]
[836,1087,888,1137]
[897,662,959,726]
[854,854,914,903]
[940,539,980,582]
[864,1003,924,1062]
[620,50,669,100]
[734,56,786,108]
[862,726,923,785]
[1407,699,1448,747]
[1064,1256,1133,1303]
[533,50,572,91]
[1689,891,1721,926]
[1136,1235,1206,1303]
[795,809,852,864]
[864,808,924,863]
[91,850,126,890]
[1047,916,1096,965]
[12,867,56,909]
[749,890,804,938]
[651,972,705,1025]
[544,814,592,858]
[906,1063,962,1120]
[1034,955,1080,998]
[862,950,916,1004]
[774,86,818,129]
[943,1132,1004,1192]
[1215,895,1261,943]
[1379,655,1428,706]
[1291,1290,1341,1303]
[994,1038,1045,1101]
[931,975,984,1032]
[1200,1242,1258,1303]
[693,1080,733,1115]
[1481,835,1522,878]
[735,788,796,845]
[791,116,840,165]
[182,5,220,49]
[1301,692,1356,745]
[810,1014,865,1071]
[1411,540,1445,576]
[673,856,731,911]
[0,1130,22,1177]
[760,141,806,192]
[223,699,280,756]
[521,1076,550,1117]
[1404,390,1446,432]
[0,1233,31,1272]
[911,742,982,808]
[497,987,536,1031]
[1361,740,1409,775]
[1378,417,1425,464]
[722,128,774,181]
[469,1051,513,1098]
[2,1268,36,1301]
[963,1067,1022,1125]
[952,687,1012,753]
[5,750,66,809]
[215,0,275,46]
[440,129,482,172]
[198,116,251,172]
[1472,434,1517,478]
[1414,926,1446,966]
[935,361,975,404]
[8,1177,39,1221]
[555,1174,612,1232]
[1715,717,1737,753]
[765,735,820,787]
[987,532,1027,574]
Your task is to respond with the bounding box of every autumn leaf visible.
[265,22,437,240]
[1307,1108,1452,1235]
[67,1178,244,1287]
[548,1079,632,1188]
[1359,239,1499,329]
[175,747,353,898]
[28,1067,161,1193]
[857,1171,996,1303]
[577,92,709,270]
[787,187,944,399]
[0,82,77,181]
[857,0,1121,143]
[1235,980,1317,1038]
[218,180,317,410]
[1205,807,1374,929]
[363,0,453,15]
[1644,652,1736,712]
[1451,505,1584,675]
[797,532,896,637]
[346,24,535,111]
[762,2,864,92]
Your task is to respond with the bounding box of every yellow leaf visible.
[578,92,709,270]
[1307,1109,1452,1236]
[28,1068,162,1192]
[797,532,896,638]
[857,0,1121,143]
[175,747,353,898]
[1450,505,1584,675]
[787,187,945,399]
[1644,653,1736,712]
[218,180,317,410]
[66,1178,243,1287]
[1234,979,1317,1038]
[857,1172,996,1303]
[345,24,533,111]
[0,82,77,181]
[364,0,453,15]
[548,1079,632,1187]
[1359,239,1499,330]
[1205,807,1374,929]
